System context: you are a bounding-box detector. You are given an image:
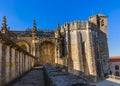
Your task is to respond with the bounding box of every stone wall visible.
[0,14,110,83]
[43,64,91,86]
[0,33,36,86]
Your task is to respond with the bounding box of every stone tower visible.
[89,14,110,78]
[55,14,109,82]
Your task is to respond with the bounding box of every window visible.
[115,65,119,70]
[115,72,119,76]
[101,20,104,26]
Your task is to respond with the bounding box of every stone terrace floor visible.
[95,78,120,86]
[10,66,120,86]
[11,66,44,86]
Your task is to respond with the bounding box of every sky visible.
[0,0,120,56]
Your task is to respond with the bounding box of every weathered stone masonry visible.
[55,14,110,82]
[0,14,110,83]
[0,33,36,86]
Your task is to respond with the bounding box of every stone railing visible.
[43,64,92,86]
[10,30,55,37]
[0,33,37,86]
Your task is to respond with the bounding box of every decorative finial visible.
[33,19,36,29]
[2,16,7,30]
[1,16,9,34]
[56,24,60,31]
[32,19,37,32]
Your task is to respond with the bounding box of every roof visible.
[110,56,120,62]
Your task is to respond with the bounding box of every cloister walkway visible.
[11,66,44,86]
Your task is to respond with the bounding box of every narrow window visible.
[115,65,119,70]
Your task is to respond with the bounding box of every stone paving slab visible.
[95,78,120,86]
[11,67,44,86]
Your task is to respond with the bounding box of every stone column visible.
[32,40,36,56]
[19,51,21,75]
[31,57,34,67]
[29,56,31,69]
[1,44,6,86]
[25,55,28,71]
[54,40,58,64]
[22,53,25,73]
[28,56,30,70]
[0,43,3,86]
[0,43,6,86]
[9,47,12,82]
[25,54,28,71]
[22,53,24,74]
[5,45,10,83]
[17,51,20,75]
[11,48,15,80]
[20,52,22,75]
[15,49,18,77]
[24,54,26,72]
[30,57,32,68]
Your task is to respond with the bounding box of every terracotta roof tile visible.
[110,56,120,59]
[110,56,120,62]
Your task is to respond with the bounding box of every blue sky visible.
[0,0,120,56]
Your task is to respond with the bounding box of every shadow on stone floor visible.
[43,64,97,86]
[96,78,120,86]
[9,66,45,86]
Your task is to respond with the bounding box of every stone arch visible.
[16,40,30,52]
[39,40,55,65]
[39,38,55,45]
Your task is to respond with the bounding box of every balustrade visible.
[0,33,37,86]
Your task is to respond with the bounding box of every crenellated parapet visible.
[69,20,87,30]
[58,20,98,32]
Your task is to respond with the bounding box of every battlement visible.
[69,20,87,30]
[62,20,98,30]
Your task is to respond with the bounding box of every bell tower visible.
[89,14,108,37]
[89,14,110,79]
[97,14,108,37]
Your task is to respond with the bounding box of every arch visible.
[39,40,55,65]
[16,40,30,52]
[39,38,55,46]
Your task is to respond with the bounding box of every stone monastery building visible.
[0,14,110,82]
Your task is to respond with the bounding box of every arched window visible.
[115,65,119,70]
